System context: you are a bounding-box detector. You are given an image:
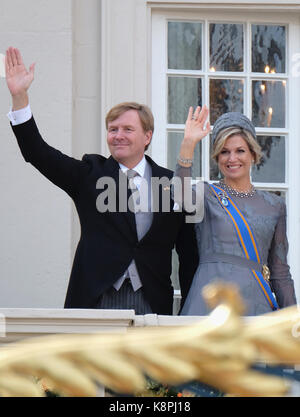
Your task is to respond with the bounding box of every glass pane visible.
[209,79,244,125]
[209,23,243,72]
[252,25,286,73]
[252,80,286,128]
[168,77,202,124]
[168,21,202,70]
[252,136,285,183]
[167,131,201,178]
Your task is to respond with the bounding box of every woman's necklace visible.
[219,179,256,198]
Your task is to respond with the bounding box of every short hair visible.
[211,127,262,165]
[105,102,154,151]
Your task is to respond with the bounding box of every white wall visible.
[0,0,73,307]
[100,0,150,155]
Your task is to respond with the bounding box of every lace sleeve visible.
[268,201,297,307]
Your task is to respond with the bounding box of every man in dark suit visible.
[5,47,198,314]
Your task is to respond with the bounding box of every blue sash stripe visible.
[251,270,279,311]
[209,183,279,311]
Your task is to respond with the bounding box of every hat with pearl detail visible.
[212,112,257,144]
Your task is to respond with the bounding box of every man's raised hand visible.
[5,47,35,110]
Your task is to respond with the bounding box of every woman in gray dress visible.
[177,106,297,315]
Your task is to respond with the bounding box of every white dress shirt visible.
[7,104,32,125]
[118,157,146,189]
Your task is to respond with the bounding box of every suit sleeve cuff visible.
[7,104,32,126]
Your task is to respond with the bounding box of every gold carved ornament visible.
[0,282,299,397]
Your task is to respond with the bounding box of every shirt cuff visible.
[7,104,32,126]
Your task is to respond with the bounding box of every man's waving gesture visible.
[5,47,35,110]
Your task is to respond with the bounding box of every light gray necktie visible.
[127,169,140,210]
[114,167,153,291]
[127,169,152,241]
[114,169,143,291]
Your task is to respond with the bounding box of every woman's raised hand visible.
[178,106,211,166]
[184,105,211,144]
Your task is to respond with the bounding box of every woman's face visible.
[217,134,254,183]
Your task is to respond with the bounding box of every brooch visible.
[218,191,229,207]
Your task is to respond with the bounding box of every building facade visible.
[0,0,299,308]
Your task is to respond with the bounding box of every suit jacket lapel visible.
[144,156,173,233]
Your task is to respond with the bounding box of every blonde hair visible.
[212,127,262,165]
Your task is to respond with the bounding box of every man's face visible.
[107,110,152,168]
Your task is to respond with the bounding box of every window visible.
[162,19,288,194]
